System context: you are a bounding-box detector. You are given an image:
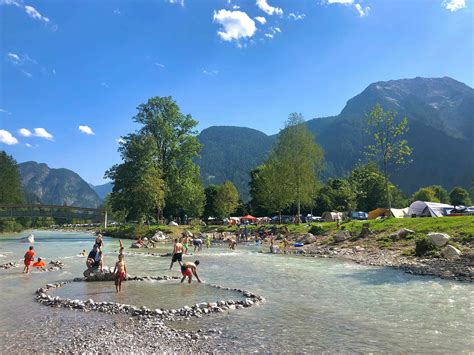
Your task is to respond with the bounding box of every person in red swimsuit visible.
[180,261,202,284]
[23,246,35,273]
[113,254,127,293]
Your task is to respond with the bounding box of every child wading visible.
[180,260,202,284]
[23,246,35,273]
[113,254,127,293]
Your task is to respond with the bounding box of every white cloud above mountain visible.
[18,128,32,137]
[79,125,95,135]
[0,129,18,145]
[213,9,257,42]
[256,0,283,16]
[33,128,54,140]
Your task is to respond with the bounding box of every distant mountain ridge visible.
[18,161,102,208]
[90,182,113,200]
[198,77,474,200]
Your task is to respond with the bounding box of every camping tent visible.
[368,207,409,220]
[322,212,343,222]
[407,201,453,218]
[240,215,257,222]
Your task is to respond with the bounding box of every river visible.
[0,231,472,353]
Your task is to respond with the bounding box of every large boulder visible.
[428,233,451,247]
[302,233,317,245]
[441,245,461,259]
[333,230,351,243]
[131,242,142,249]
[151,231,166,242]
[390,228,415,240]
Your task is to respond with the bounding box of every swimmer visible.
[23,246,35,273]
[33,257,45,268]
[119,240,124,255]
[113,254,127,293]
[80,249,86,256]
[170,238,184,270]
[180,260,202,284]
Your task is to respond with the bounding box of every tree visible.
[106,96,205,219]
[0,151,23,204]
[214,181,240,219]
[257,113,323,222]
[449,187,472,207]
[203,185,219,219]
[349,162,387,212]
[413,187,439,203]
[429,185,449,203]
[314,178,356,215]
[366,104,412,210]
[105,135,166,223]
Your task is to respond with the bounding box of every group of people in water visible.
[23,246,45,273]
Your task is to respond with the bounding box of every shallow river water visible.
[0,231,473,353]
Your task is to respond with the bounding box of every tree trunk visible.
[383,161,392,210]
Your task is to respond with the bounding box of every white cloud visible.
[168,0,184,6]
[232,5,240,9]
[18,128,32,137]
[113,8,121,15]
[79,125,95,135]
[354,3,370,17]
[213,9,257,42]
[443,0,466,11]
[0,108,11,115]
[25,143,32,148]
[256,0,283,16]
[264,33,274,39]
[21,70,32,78]
[24,5,49,23]
[265,26,281,39]
[116,138,126,145]
[7,52,20,64]
[202,69,219,76]
[155,62,165,68]
[0,129,18,145]
[288,13,305,20]
[34,128,53,140]
[254,16,266,24]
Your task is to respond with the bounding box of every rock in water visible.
[428,233,451,247]
[441,245,461,259]
[333,230,351,243]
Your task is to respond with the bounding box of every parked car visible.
[305,214,324,222]
[348,211,368,220]
[271,215,294,224]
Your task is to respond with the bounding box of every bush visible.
[308,224,324,235]
[0,219,24,233]
[415,237,439,257]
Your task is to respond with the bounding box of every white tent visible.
[407,201,453,218]
[390,208,409,218]
[322,212,343,222]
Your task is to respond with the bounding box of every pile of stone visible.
[1,261,18,269]
[35,277,265,322]
[47,260,64,271]
[427,232,462,260]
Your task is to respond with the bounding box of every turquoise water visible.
[0,231,473,353]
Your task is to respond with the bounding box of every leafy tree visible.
[429,185,449,203]
[214,181,240,218]
[449,187,472,207]
[413,187,439,202]
[314,178,356,215]
[349,163,407,211]
[262,113,324,222]
[366,104,412,209]
[203,185,219,218]
[0,151,23,204]
[105,135,166,223]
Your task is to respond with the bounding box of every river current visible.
[0,231,472,353]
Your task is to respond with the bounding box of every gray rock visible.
[333,230,351,243]
[441,245,461,259]
[428,233,451,247]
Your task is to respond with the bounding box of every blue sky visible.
[0,0,472,185]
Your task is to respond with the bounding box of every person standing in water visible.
[180,260,202,284]
[95,234,104,248]
[170,238,184,270]
[282,237,290,254]
[228,238,237,250]
[193,237,203,253]
[23,246,35,273]
[113,254,127,293]
[205,234,212,248]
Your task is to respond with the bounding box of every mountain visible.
[90,182,113,200]
[18,161,103,208]
[197,77,474,200]
[196,126,275,201]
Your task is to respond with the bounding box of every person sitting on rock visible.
[113,254,127,293]
[86,244,103,272]
[180,260,202,284]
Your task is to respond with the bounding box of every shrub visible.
[415,237,439,257]
[309,224,324,235]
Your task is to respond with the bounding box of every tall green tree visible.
[261,113,324,222]
[0,151,23,204]
[105,135,166,222]
[314,178,356,215]
[366,104,412,210]
[449,187,471,207]
[203,185,219,218]
[412,185,449,203]
[214,181,240,218]
[106,96,205,219]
